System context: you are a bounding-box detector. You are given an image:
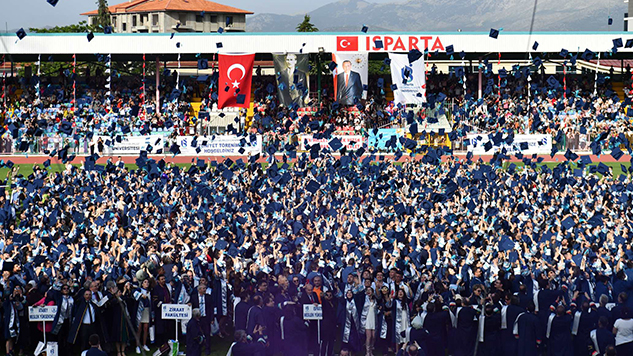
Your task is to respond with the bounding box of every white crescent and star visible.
[340,39,350,48]
[227,63,246,88]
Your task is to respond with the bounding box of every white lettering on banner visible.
[161,304,192,320]
[303,304,323,320]
[467,134,552,155]
[93,136,164,155]
[177,135,262,156]
[29,306,58,322]
[300,135,365,151]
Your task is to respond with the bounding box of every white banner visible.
[93,135,165,156]
[388,53,426,104]
[303,304,323,320]
[467,134,552,155]
[332,53,369,105]
[176,135,262,156]
[161,304,192,320]
[299,135,365,151]
[29,306,58,322]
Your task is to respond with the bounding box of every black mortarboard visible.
[445,45,454,56]
[306,180,320,194]
[626,39,633,48]
[581,49,595,61]
[104,26,112,34]
[236,94,246,104]
[198,59,208,70]
[532,41,539,51]
[16,28,26,40]
[216,42,223,49]
[87,32,94,42]
[361,25,368,33]
[489,28,499,39]
[613,38,624,48]
[169,143,180,155]
[47,0,59,6]
[217,27,224,34]
[611,146,624,161]
[328,61,337,71]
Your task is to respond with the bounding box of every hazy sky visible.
[0,0,396,31]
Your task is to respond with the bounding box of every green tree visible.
[95,0,112,29]
[29,20,95,34]
[296,14,318,32]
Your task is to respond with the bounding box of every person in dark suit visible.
[185,309,204,356]
[276,53,308,107]
[234,291,251,332]
[68,290,105,352]
[336,60,363,106]
[83,334,107,356]
[189,285,213,354]
[320,289,338,356]
[230,329,267,356]
[300,283,320,355]
[151,274,172,346]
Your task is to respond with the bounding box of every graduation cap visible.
[613,38,624,48]
[216,42,223,49]
[87,32,94,42]
[306,180,320,194]
[609,17,613,25]
[47,0,59,6]
[361,25,368,33]
[328,61,337,71]
[581,49,595,61]
[43,159,50,168]
[374,39,384,49]
[561,217,575,230]
[236,94,246,105]
[532,41,539,51]
[215,240,229,251]
[499,236,514,251]
[408,49,423,63]
[489,28,499,39]
[445,45,454,56]
[198,59,209,70]
[626,39,633,48]
[611,146,624,161]
[217,27,224,34]
[16,28,26,40]
[104,26,112,34]
[559,48,569,57]
[169,143,180,155]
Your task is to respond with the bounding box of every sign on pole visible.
[303,304,323,320]
[161,304,192,320]
[29,306,58,322]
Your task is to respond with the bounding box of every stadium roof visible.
[1,31,632,62]
[80,0,253,16]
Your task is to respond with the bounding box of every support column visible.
[155,56,160,114]
[478,57,482,99]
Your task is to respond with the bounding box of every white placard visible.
[303,304,323,320]
[389,53,427,104]
[161,304,192,320]
[29,306,58,322]
[466,133,552,155]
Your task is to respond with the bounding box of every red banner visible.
[218,54,255,109]
[336,36,359,51]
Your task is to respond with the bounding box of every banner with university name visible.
[93,135,165,155]
[273,53,310,108]
[388,53,426,104]
[332,53,369,105]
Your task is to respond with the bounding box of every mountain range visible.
[246,0,625,33]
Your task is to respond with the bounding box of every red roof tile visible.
[81,0,253,16]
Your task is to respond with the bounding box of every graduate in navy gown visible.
[186,308,204,356]
[589,316,615,356]
[546,304,573,356]
[452,297,478,356]
[281,304,308,356]
[515,302,540,356]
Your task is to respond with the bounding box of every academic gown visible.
[152,284,172,336]
[424,310,450,356]
[246,305,264,337]
[573,310,597,356]
[517,312,540,356]
[234,300,250,332]
[262,306,281,354]
[282,314,308,356]
[453,307,478,356]
[478,313,500,356]
[547,314,573,356]
[231,341,267,356]
[67,299,107,345]
[185,317,203,356]
[501,305,524,356]
[590,327,615,355]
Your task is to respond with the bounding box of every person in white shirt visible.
[613,308,633,355]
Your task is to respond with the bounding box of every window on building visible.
[225,16,233,26]
[122,23,127,31]
[142,15,148,25]
[112,17,117,27]
[132,16,137,27]
[196,14,204,23]
[209,15,218,23]
[152,14,159,26]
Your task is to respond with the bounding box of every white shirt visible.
[614,318,633,346]
[82,303,96,324]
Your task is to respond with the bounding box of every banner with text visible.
[161,304,192,320]
[176,135,262,156]
[388,53,426,104]
[332,53,369,105]
[466,134,552,155]
[299,134,365,151]
[93,135,165,156]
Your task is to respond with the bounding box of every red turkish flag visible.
[218,54,255,109]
